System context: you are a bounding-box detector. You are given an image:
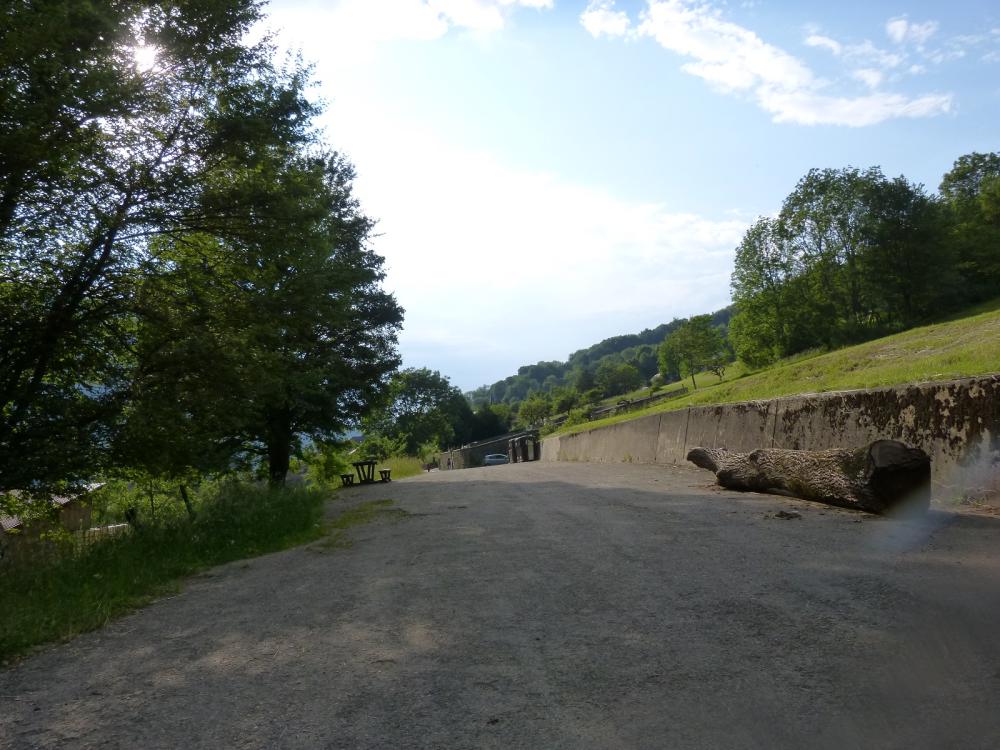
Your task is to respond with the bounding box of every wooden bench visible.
[379,469,391,482]
[339,473,355,487]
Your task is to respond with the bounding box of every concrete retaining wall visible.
[436,431,537,470]
[541,375,1000,497]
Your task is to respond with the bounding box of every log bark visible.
[687,440,930,516]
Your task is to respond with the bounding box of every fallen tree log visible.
[687,440,930,516]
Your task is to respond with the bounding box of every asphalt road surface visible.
[2,461,999,749]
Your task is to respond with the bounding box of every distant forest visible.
[465,307,733,407]
[468,151,1000,412]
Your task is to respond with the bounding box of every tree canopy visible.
[659,315,726,390]
[0,0,402,490]
[729,155,997,368]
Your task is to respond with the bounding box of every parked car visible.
[483,453,509,466]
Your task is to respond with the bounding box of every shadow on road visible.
[2,462,998,749]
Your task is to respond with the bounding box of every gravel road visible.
[2,461,999,749]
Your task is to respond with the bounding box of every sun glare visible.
[132,44,159,72]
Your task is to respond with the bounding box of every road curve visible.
[2,461,999,749]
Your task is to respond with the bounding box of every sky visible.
[260,0,1000,391]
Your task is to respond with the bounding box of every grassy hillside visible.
[558,298,1000,436]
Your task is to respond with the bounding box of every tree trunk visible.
[178,484,196,521]
[268,439,290,487]
[267,412,292,487]
[687,440,930,516]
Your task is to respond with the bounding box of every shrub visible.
[0,482,327,660]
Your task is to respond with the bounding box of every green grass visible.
[557,299,1000,437]
[380,455,424,480]
[0,483,330,663]
[605,361,753,406]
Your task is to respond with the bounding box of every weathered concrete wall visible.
[436,431,536,470]
[541,376,1000,497]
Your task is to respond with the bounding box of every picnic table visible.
[339,461,391,487]
[351,460,377,484]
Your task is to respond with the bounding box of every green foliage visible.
[379,455,426,479]
[662,315,727,390]
[363,369,519,451]
[728,217,793,366]
[516,393,551,428]
[729,156,1000,366]
[362,368,471,454]
[472,403,511,439]
[556,298,1000,438]
[562,407,591,429]
[0,482,328,660]
[939,152,1000,302]
[550,386,580,414]
[299,443,353,491]
[595,361,644,398]
[122,151,404,486]
[1,0,294,488]
[357,435,401,462]
[0,0,402,491]
[464,309,733,412]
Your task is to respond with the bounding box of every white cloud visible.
[581,1,952,127]
[929,31,1000,65]
[639,1,814,92]
[844,39,904,69]
[263,0,745,387]
[345,121,747,378]
[581,1,632,38]
[886,17,909,45]
[852,68,883,89]
[758,89,951,127]
[805,34,842,55]
[266,0,552,61]
[886,16,938,46]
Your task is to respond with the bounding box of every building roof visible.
[1,484,103,533]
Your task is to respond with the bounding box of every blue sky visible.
[262,0,1000,391]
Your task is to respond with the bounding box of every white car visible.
[483,453,509,466]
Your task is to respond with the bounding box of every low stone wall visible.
[541,375,1000,498]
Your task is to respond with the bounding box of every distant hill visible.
[466,306,734,407]
[555,297,1000,437]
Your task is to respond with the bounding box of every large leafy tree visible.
[516,394,551,428]
[939,152,1000,302]
[731,166,959,366]
[778,167,882,347]
[122,152,403,485]
[860,177,951,330]
[469,403,511,441]
[363,369,473,456]
[1,0,319,489]
[1,0,405,491]
[595,361,643,398]
[729,217,796,367]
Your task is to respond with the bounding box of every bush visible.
[356,435,401,462]
[0,482,327,661]
[298,443,352,490]
[563,407,591,428]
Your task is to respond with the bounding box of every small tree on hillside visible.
[662,315,726,390]
[517,394,551,428]
[595,361,643,398]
